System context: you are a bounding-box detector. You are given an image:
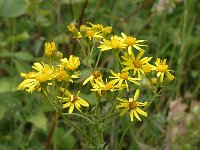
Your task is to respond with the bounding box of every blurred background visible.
[0,0,199,149]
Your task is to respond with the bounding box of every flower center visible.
[125,37,136,45]
[133,59,142,68]
[42,68,49,73]
[129,101,137,109]
[119,72,129,79]
[72,96,78,103]
[93,71,101,79]
[157,65,168,72]
[105,83,114,90]
[86,29,95,37]
[111,38,120,48]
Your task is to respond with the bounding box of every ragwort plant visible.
[18,21,174,149]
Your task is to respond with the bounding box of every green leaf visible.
[0,77,18,93]
[14,51,34,61]
[0,105,8,120]
[7,31,29,43]
[0,0,28,18]
[28,111,47,130]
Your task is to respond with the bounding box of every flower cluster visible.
[18,22,174,122]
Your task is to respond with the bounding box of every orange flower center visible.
[93,71,101,79]
[157,65,168,72]
[125,37,136,45]
[119,72,129,79]
[129,101,137,109]
[72,96,78,102]
[42,68,49,73]
[133,59,142,68]
[105,83,114,90]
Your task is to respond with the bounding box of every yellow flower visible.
[18,62,54,93]
[60,55,80,70]
[101,26,112,34]
[83,70,102,85]
[98,35,125,51]
[153,58,174,82]
[58,88,89,114]
[85,28,103,40]
[67,22,77,32]
[142,63,153,74]
[121,33,147,54]
[116,89,148,121]
[121,50,152,78]
[91,78,125,96]
[109,70,141,91]
[45,42,56,56]
[87,22,103,31]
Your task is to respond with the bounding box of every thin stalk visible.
[62,113,94,124]
[118,122,134,150]
[94,51,102,70]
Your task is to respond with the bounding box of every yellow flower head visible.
[45,42,56,56]
[142,63,153,74]
[122,50,152,78]
[102,26,112,34]
[68,22,77,32]
[83,70,102,85]
[153,58,174,82]
[58,88,89,114]
[60,55,80,70]
[98,35,125,51]
[109,70,141,91]
[121,32,147,55]
[116,89,148,121]
[121,33,147,55]
[18,62,54,93]
[91,78,125,96]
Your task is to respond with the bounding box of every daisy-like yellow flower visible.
[83,70,102,85]
[45,42,56,56]
[91,78,124,96]
[18,62,54,93]
[58,88,89,114]
[116,89,148,121]
[153,58,174,82]
[67,22,77,32]
[121,33,147,55]
[121,50,152,78]
[87,22,103,31]
[142,63,153,74]
[109,70,141,91]
[98,35,125,51]
[60,55,80,70]
[85,28,103,40]
[101,26,112,34]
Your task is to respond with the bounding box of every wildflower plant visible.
[18,21,174,149]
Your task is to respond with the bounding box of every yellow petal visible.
[63,102,71,108]
[119,108,130,116]
[78,99,89,107]
[83,75,93,85]
[69,104,74,114]
[136,107,147,117]
[133,110,141,121]
[134,89,140,101]
[130,109,134,121]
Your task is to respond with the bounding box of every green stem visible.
[60,113,90,139]
[53,112,58,150]
[94,51,102,70]
[118,122,134,150]
[100,111,116,120]
[62,113,94,124]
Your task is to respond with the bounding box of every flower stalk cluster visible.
[18,21,174,148]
